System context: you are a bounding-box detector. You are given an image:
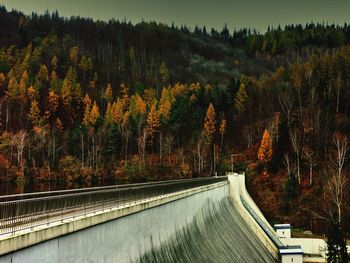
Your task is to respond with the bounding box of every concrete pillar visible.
[227,172,242,206]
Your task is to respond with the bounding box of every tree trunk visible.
[6,102,9,131]
[296,153,300,184]
[52,131,56,166]
[159,131,163,164]
[125,133,128,162]
[81,134,84,167]
[309,163,312,186]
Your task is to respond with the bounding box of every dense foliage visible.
[0,6,350,240]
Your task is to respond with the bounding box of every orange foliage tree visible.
[258,129,273,165]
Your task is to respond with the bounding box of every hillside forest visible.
[0,6,350,241]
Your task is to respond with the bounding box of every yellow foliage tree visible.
[104,83,113,102]
[112,99,124,125]
[0,73,5,91]
[19,70,29,99]
[61,75,72,109]
[80,56,92,71]
[143,88,157,107]
[146,102,160,137]
[135,94,146,116]
[70,46,78,64]
[130,94,146,118]
[105,102,114,125]
[89,101,100,126]
[82,95,92,126]
[6,77,19,100]
[37,64,49,83]
[28,100,41,127]
[159,87,174,121]
[122,111,129,128]
[219,118,227,135]
[258,129,273,164]
[27,86,36,100]
[50,71,60,92]
[119,83,129,111]
[51,55,58,71]
[45,90,59,122]
[203,103,216,141]
[83,94,91,106]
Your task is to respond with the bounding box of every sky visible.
[1,0,350,33]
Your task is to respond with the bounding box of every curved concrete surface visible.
[136,197,275,263]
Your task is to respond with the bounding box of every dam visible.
[0,173,326,262]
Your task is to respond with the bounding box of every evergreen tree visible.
[234,83,248,118]
[326,220,349,263]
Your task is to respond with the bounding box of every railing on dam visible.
[240,196,284,248]
[0,176,227,235]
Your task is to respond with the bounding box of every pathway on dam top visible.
[0,177,227,236]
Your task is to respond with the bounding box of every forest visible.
[0,6,350,247]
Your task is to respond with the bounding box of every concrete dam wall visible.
[1,175,278,263]
[136,197,275,263]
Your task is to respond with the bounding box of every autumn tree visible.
[61,67,81,125]
[104,102,114,125]
[37,64,49,83]
[19,70,28,99]
[104,83,113,103]
[258,129,273,165]
[82,94,92,126]
[79,55,93,83]
[70,46,78,65]
[111,99,124,125]
[51,55,58,71]
[82,101,100,169]
[130,94,147,167]
[45,90,59,124]
[289,61,303,114]
[325,134,348,225]
[122,111,130,160]
[28,100,41,127]
[89,101,100,126]
[27,85,36,100]
[203,103,217,175]
[290,128,302,184]
[49,71,60,92]
[130,94,147,131]
[203,103,216,142]
[219,116,227,152]
[18,70,29,126]
[158,87,175,162]
[146,101,160,138]
[119,83,129,111]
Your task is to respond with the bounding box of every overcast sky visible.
[1,0,350,33]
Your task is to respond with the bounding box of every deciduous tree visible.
[203,103,216,141]
[28,100,41,127]
[258,129,273,164]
